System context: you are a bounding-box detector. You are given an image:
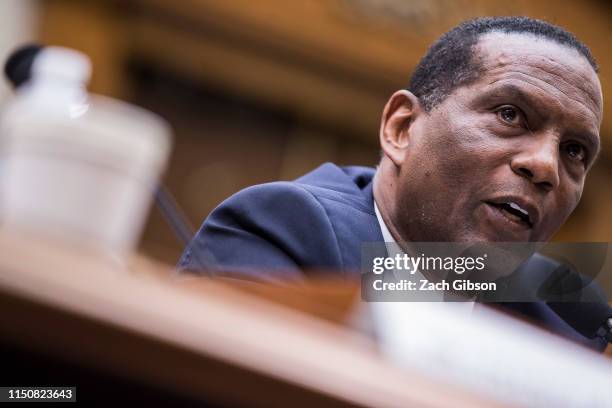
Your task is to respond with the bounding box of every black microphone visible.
[4,43,42,89]
[538,261,612,343]
[547,301,612,342]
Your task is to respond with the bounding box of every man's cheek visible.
[546,196,580,236]
[564,189,583,220]
[560,182,583,216]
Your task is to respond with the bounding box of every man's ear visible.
[379,90,423,166]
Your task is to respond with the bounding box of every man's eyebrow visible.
[479,83,543,114]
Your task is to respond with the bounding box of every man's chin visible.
[443,227,534,244]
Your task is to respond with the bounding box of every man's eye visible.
[563,142,586,163]
[496,105,523,126]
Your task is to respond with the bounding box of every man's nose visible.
[510,138,560,191]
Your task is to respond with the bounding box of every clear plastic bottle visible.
[0,46,172,257]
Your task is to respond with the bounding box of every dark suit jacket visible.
[179,163,607,351]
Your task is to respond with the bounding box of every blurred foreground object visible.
[1,230,611,406]
[0,230,499,407]
[373,301,612,407]
[0,45,171,257]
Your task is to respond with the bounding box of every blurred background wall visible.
[2,0,610,264]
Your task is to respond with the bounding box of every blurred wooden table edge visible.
[0,229,505,407]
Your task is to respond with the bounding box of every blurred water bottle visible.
[0,45,172,257]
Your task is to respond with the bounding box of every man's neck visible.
[373,165,408,244]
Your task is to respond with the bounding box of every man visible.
[179,17,608,350]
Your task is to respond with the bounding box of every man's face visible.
[394,32,603,242]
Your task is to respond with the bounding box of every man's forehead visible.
[476,31,593,68]
[474,31,603,118]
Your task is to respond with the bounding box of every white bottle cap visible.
[31,46,92,85]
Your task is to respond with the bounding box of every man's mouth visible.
[485,201,534,228]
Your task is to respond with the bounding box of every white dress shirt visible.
[373,200,474,311]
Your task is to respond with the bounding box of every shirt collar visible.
[374,200,396,243]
